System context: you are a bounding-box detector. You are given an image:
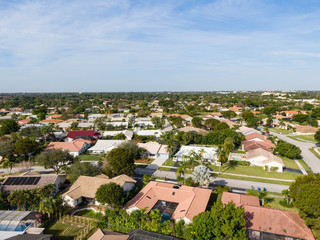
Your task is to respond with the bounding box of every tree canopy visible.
[95,182,124,208]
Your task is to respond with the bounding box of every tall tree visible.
[0,119,19,135]
[95,182,124,208]
[103,147,135,177]
[15,137,38,160]
[36,149,74,174]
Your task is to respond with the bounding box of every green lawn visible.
[218,174,292,186]
[298,159,312,172]
[163,158,176,166]
[45,221,83,240]
[74,209,102,220]
[208,164,300,180]
[280,157,299,170]
[158,167,173,171]
[310,148,320,160]
[270,128,290,135]
[78,155,104,161]
[268,197,298,212]
[289,135,315,143]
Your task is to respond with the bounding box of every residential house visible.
[46,139,91,157]
[88,114,106,123]
[135,129,163,139]
[283,111,298,117]
[63,174,136,207]
[1,172,66,194]
[88,140,126,154]
[65,130,100,142]
[238,126,260,136]
[124,181,211,224]
[103,130,133,140]
[17,118,31,126]
[167,114,192,122]
[295,125,318,135]
[245,148,284,172]
[39,119,63,125]
[150,112,163,118]
[88,229,129,240]
[221,192,314,240]
[177,126,208,135]
[138,142,169,159]
[174,145,218,163]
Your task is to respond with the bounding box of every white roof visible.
[136,129,162,137]
[106,122,128,127]
[88,140,126,152]
[78,122,94,128]
[175,145,218,160]
[103,130,133,139]
[88,114,106,119]
[238,126,260,135]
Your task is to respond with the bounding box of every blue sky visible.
[0,0,319,92]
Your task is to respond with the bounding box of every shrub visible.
[185,177,194,186]
[279,199,294,208]
[264,165,268,171]
[270,167,279,172]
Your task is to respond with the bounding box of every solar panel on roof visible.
[19,177,29,185]
[25,177,34,185]
[31,177,41,185]
[3,177,15,185]
[14,177,24,185]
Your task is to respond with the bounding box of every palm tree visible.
[258,191,269,206]
[217,145,227,164]
[176,161,187,184]
[223,137,235,155]
[165,139,175,157]
[281,189,291,204]
[39,197,56,219]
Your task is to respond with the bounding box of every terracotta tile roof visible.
[88,229,129,240]
[283,111,298,114]
[124,181,211,222]
[221,192,260,207]
[221,192,314,240]
[18,118,31,126]
[245,132,268,141]
[219,119,236,127]
[242,140,275,152]
[167,114,191,120]
[66,130,100,139]
[46,139,91,152]
[63,175,136,200]
[49,114,62,119]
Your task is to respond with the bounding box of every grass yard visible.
[289,135,315,143]
[310,148,320,160]
[45,221,83,240]
[298,159,312,171]
[208,164,300,180]
[158,167,173,171]
[280,157,299,170]
[270,128,290,135]
[135,165,148,168]
[73,209,102,220]
[218,174,292,186]
[163,158,176,166]
[267,197,298,212]
[78,155,104,161]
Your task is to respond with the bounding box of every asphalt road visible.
[135,168,289,193]
[270,131,320,173]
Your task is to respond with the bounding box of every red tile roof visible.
[221,192,314,240]
[124,181,211,222]
[66,130,100,139]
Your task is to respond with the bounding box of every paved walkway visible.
[295,160,307,175]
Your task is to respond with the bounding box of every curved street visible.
[270,131,320,173]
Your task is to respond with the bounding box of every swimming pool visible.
[232,157,240,161]
[0,224,27,231]
[161,212,172,223]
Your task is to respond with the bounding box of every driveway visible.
[270,131,320,173]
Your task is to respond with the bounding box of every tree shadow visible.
[222,161,238,173]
